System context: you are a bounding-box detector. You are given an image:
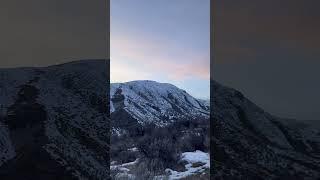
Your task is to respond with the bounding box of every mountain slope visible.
[211,80,320,179]
[110,80,209,127]
[110,81,210,179]
[0,60,110,179]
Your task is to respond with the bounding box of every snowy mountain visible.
[211,80,320,179]
[5,59,319,179]
[110,80,209,127]
[0,60,110,179]
[110,81,210,179]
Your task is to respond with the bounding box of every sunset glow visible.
[111,0,210,99]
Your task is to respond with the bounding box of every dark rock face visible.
[211,81,320,179]
[6,84,45,130]
[0,60,110,179]
[111,88,125,111]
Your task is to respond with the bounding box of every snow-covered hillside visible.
[0,60,109,179]
[110,80,209,126]
[211,80,320,179]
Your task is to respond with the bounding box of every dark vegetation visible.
[111,117,210,178]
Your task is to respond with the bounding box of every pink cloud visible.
[111,31,209,81]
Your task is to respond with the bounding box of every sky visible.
[111,0,210,99]
[0,0,107,68]
[213,0,320,120]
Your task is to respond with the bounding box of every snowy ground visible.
[111,150,209,180]
[165,150,210,179]
[110,159,139,179]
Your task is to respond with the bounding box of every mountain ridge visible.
[2,59,319,179]
[0,59,107,70]
[110,80,210,127]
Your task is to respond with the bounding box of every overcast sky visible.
[0,0,106,68]
[214,0,320,120]
[111,0,210,99]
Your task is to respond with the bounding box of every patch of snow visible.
[0,122,16,166]
[110,100,115,113]
[112,127,126,137]
[115,172,135,180]
[181,150,210,166]
[128,147,138,152]
[110,158,139,170]
[110,158,139,180]
[166,150,210,179]
[121,158,139,167]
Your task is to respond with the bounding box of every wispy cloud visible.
[111,31,209,82]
